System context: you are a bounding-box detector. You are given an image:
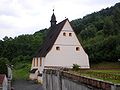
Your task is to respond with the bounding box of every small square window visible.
[63,32,66,36]
[69,33,72,36]
[76,47,80,51]
[56,47,60,50]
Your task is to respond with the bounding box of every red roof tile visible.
[0,74,5,85]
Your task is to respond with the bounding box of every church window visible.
[69,33,72,36]
[56,46,60,50]
[76,47,80,51]
[63,32,66,36]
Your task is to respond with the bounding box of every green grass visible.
[70,70,120,84]
[70,62,120,84]
[13,62,31,80]
[91,62,120,69]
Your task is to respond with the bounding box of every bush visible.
[72,64,80,71]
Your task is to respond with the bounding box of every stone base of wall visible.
[43,69,120,90]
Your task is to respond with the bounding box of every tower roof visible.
[50,9,57,27]
[51,13,56,22]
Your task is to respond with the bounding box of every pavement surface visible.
[12,79,43,90]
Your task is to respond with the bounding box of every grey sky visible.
[0,0,119,40]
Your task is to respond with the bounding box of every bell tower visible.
[50,9,57,27]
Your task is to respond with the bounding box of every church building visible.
[29,10,90,83]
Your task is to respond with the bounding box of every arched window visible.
[63,32,66,36]
[56,46,60,50]
[69,33,72,36]
[76,47,80,51]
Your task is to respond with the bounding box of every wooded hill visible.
[71,2,120,63]
[0,3,120,67]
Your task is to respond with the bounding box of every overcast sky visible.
[0,0,119,40]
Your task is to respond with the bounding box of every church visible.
[29,10,90,83]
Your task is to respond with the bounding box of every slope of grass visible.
[13,62,31,80]
[91,62,120,69]
[70,62,120,84]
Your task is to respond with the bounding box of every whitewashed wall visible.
[45,20,90,68]
[2,75,8,90]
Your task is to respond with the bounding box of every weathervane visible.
[52,6,55,13]
[53,9,54,12]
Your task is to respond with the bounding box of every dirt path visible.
[12,79,43,90]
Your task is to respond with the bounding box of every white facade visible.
[45,20,89,68]
[29,19,90,83]
[29,57,45,83]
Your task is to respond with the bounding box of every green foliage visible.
[0,29,47,63]
[11,55,32,65]
[72,64,80,71]
[70,62,120,83]
[0,57,8,76]
[80,70,120,84]
[103,16,114,35]
[80,24,97,39]
[13,62,31,80]
[71,3,120,63]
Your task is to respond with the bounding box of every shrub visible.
[72,64,80,71]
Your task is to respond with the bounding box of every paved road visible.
[12,79,43,90]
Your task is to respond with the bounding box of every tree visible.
[112,6,120,35]
[0,57,8,76]
[80,24,97,40]
[103,16,114,35]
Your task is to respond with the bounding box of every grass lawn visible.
[13,62,31,80]
[70,62,120,84]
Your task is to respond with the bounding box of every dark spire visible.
[50,9,57,27]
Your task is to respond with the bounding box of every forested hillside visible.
[0,29,47,65]
[0,3,120,67]
[71,2,120,63]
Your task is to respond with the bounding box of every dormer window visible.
[76,47,80,51]
[69,33,72,36]
[56,46,60,50]
[63,32,66,36]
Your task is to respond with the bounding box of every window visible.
[76,47,80,51]
[63,32,66,36]
[56,46,60,50]
[69,33,72,36]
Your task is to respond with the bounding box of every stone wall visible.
[43,69,120,90]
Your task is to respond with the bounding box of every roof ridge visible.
[34,18,68,57]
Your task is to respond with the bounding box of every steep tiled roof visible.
[0,74,5,86]
[34,18,68,57]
